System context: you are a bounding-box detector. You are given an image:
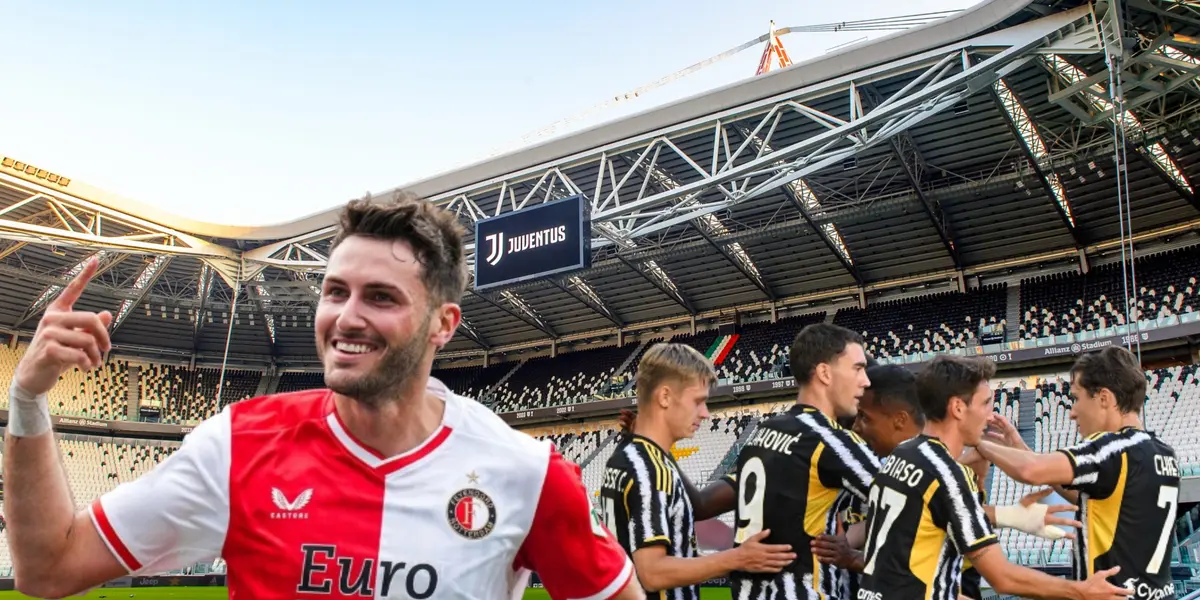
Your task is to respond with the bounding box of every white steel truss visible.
[0,8,1100,302]
[1044,38,1196,194]
[993,78,1078,231]
[111,255,172,333]
[0,169,244,286]
[17,250,126,328]
[240,7,1100,281]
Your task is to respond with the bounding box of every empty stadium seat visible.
[835,286,1007,358]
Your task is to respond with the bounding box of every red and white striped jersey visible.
[89,380,634,599]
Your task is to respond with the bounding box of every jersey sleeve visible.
[618,443,676,550]
[816,427,880,501]
[88,408,230,575]
[929,459,997,555]
[516,448,634,600]
[1056,432,1124,498]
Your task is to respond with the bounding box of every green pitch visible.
[0,586,737,599]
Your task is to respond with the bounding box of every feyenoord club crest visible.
[447,488,496,539]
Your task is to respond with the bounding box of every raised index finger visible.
[49,257,98,313]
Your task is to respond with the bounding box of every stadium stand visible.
[1019,247,1200,340]
[276,371,325,393]
[488,344,639,413]
[834,286,1007,358]
[0,276,1198,590]
[709,313,825,383]
[139,364,261,424]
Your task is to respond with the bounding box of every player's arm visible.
[3,259,121,599]
[9,406,232,599]
[968,545,1131,600]
[977,439,1075,486]
[517,449,641,600]
[680,472,737,521]
[4,259,223,598]
[633,530,794,592]
[4,423,127,599]
[983,414,1080,504]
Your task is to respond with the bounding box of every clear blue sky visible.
[1,0,978,227]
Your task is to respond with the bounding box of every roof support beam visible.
[191,266,215,355]
[775,183,864,287]
[456,317,491,350]
[1132,142,1200,212]
[548,278,625,328]
[14,252,127,329]
[887,132,964,270]
[248,275,278,357]
[468,289,558,338]
[693,223,776,301]
[110,256,173,335]
[856,84,962,269]
[988,79,1084,247]
[616,255,696,315]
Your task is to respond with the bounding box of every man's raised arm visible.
[4,258,125,598]
[4,258,228,598]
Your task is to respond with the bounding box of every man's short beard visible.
[321,315,433,408]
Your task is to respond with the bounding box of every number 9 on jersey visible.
[735,457,766,544]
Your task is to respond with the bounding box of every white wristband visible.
[8,381,51,438]
[994,503,1066,540]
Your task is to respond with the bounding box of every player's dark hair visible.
[915,355,995,421]
[789,323,864,386]
[1070,346,1147,413]
[331,190,468,305]
[864,364,924,427]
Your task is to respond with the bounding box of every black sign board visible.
[474,195,590,289]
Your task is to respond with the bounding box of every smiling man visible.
[3,192,644,600]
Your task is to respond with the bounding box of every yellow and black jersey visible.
[1059,427,1180,598]
[600,434,698,600]
[859,435,997,600]
[959,486,987,600]
[730,404,880,600]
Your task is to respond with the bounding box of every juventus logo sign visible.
[473,194,591,290]
[484,232,505,266]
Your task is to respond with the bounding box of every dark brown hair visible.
[1070,346,1147,413]
[789,323,864,385]
[333,190,472,304]
[330,190,468,305]
[915,355,996,421]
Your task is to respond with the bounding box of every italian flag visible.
[705,334,739,365]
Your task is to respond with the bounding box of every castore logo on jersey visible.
[271,488,313,520]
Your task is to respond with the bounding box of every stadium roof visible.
[3,0,1200,368]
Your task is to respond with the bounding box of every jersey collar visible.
[629,433,673,459]
[788,403,824,417]
[325,376,459,474]
[917,433,950,451]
